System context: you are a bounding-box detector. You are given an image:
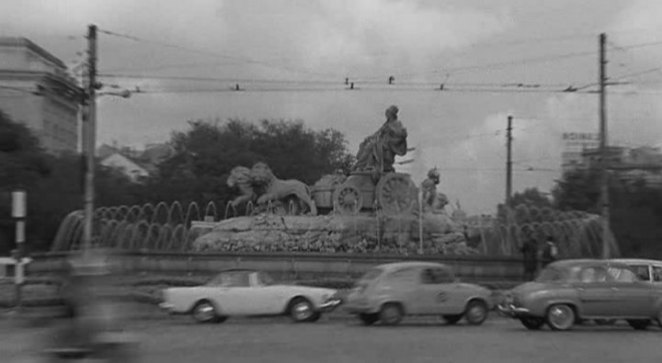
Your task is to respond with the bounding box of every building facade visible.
[561,132,662,188]
[0,37,80,154]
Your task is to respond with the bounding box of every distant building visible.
[561,132,662,188]
[97,142,173,182]
[100,153,150,183]
[561,132,600,173]
[0,37,80,154]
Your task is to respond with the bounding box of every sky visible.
[2,0,662,214]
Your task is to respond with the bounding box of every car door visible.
[212,271,255,315]
[606,266,654,317]
[575,266,616,317]
[250,272,286,315]
[415,267,458,315]
[652,265,662,288]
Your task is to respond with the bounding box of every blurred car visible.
[610,258,662,286]
[499,259,662,331]
[343,261,493,326]
[159,269,341,323]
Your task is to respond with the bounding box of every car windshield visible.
[206,271,251,287]
[535,266,567,282]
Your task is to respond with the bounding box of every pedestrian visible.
[520,233,538,281]
[541,236,559,267]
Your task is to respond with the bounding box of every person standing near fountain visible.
[520,232,538,281]
[541,236,558,267]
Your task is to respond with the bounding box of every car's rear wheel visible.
[358,313,379,326]
[465,300,488,325]
[442,314,463,325]
[379,303,403,326]
[288,297,316,323]
[520,317,545,330]
[192,300,222,324]
[546,304,575,331]
[627,319,651,330]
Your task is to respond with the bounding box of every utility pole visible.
[82,24,97,257]
[505,115,513,250]
[599,33,610,259]
[506,115,513,207]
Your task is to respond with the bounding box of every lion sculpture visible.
[250,162,317,216]
[227,166,256,208]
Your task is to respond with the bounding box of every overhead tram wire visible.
[97,28,343,79]
[98,73,577,91]
[122,84,597,95]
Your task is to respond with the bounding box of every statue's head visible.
[385,105,399,120]
[227,166,252,187]
[251,162,275,185]
[427,168,440,183]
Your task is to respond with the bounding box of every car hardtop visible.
[375,261,451,273]
[205,269,276,287]
[547,258,631,270]
[610,258,662,266]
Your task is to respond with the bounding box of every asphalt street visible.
[1,314,661,363]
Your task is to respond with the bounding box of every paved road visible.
[2,314,661,363]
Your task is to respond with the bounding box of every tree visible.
[0,111,52,254]
[143,118,355,205]
[497,187,553,223]
[552,169,601,212]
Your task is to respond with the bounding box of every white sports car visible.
[159,269,342,323]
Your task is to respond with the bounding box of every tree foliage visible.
[496,187,553,223]
[141,118,354,205]
[552,167,662,258]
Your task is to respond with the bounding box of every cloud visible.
[217,0,512,78]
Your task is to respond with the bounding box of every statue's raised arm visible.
[353,105,408,173]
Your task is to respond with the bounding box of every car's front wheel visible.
[546,304,575,331]
[288,297,317,323]
[520,317,545,330]
[192,300,223,324]
[464,300,489,325]
[358,313,379,326]
[627,319,651,330]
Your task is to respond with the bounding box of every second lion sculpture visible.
[227,162,317,216]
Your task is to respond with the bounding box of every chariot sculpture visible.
[311,105,419,216]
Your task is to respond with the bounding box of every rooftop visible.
[0,37,67,69]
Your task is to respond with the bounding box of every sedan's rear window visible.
[629,265,650,281]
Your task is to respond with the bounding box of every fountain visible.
[49,105,618,258]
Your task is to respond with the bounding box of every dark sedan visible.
[499,259,662,331]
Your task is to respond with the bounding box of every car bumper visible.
[159,302,176,313]
[318,298,343,312]
[497,303,532,318]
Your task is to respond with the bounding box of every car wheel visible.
[289,297,315,323]
[442,314,463,325]
[465,300,488,325]
[546,304,575,331]
[379,303,403,326]
[192,300,220,324]
[627,319,651,330]
[657,309,662,329]
[520,317,545,330]
[358,313,379,326]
